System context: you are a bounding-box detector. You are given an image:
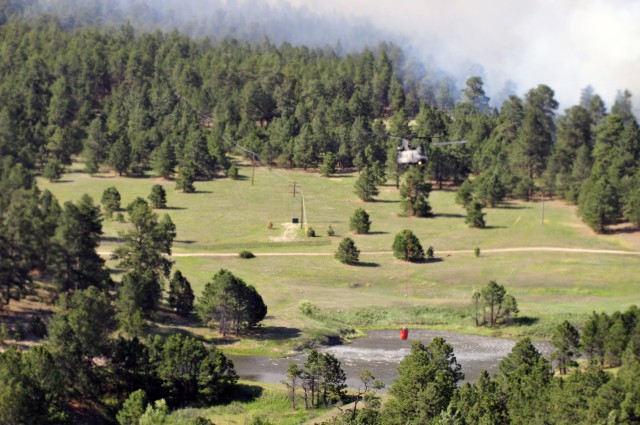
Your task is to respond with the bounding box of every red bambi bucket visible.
[400,327,409,340]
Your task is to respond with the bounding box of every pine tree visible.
[335,237,360,264]
[101,186,121,217]
[148,184,167,209]
[578,175,620,233]
[466,201,486,228]
[168,270,195,317]
[109,137,131,176]
[383,338,463,423]
[354,166,379,202]
[400,166,432,217]
[151,139,176,178]
[392,229,424,262]
[349,208,371,234]
[43,158,64,182]
[551,321,580,375]
[176,161,196,193]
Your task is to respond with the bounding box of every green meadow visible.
[38,163,640,354]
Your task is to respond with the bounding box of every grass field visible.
[37,163,640,354]
[164,381,327,425]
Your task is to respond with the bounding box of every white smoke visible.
[29,0,640,113]
[275,0,640,112]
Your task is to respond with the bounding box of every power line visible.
[161,72,311,228]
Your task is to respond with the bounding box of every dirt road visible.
[99,247,640,257]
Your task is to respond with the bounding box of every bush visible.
[299,300,319,316]
[327,225,335,236]
[228,164,239,179]
[239,250,255,259]
[267,220,273,229]
[426,246,435,260]
[474,247,481,257]
[306,227,316,237]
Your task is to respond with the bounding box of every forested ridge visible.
[1,6,640,424]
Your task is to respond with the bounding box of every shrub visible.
[267,220,273,229]
[306,227,316,237]
[327,225,335,236]
[474,247,481,257]
[426,246,435,259]
[228,164,239,179]
[239,250,255,259]
[299,300,319,316]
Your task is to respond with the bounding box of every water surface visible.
[230,329,553,389]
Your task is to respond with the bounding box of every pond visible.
[229,329,554,390]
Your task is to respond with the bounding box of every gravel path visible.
[99,246,640,257]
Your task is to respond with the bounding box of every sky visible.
[267,0,640,112]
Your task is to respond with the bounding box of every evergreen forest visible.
[0,2,639,423]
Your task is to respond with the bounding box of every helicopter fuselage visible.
[397,139,427,165]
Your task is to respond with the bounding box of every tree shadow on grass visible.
[354,261,380,268]
[192,190,212,194]
[228,383,264,403]
[496,202,528,210]
[163,206,187,210]
[405,257,444,264]
[52,179,74,184]
[512,316,539,326]
[367,231,388,235]
[607,225,640,235]
[373,199,400,204]
[434,213,465,219]
[484,225,508,230]
[425,258,444,264]
[226,175,250,181]
[249,326,302,341]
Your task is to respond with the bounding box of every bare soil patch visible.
[269,222,300,242]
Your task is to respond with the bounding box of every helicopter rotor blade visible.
[431,140,468,147]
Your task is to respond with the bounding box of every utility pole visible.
[407,176,413,260]
[290,182,297,222]
[251,154,256,186]
[300,192,304,229]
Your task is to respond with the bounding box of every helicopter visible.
[394,135,468,166]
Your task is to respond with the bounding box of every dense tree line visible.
[315,307,640,424]
[0,14,638,232]
[0,286,238,424]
